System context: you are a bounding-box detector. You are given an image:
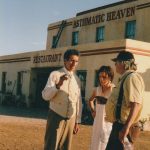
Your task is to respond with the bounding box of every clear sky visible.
[0,0,120,56]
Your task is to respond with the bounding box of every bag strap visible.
[115,72,133,121]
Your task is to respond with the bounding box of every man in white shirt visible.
[42,49,82,150]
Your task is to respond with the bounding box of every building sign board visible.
[33,53,62,64]
[73,6,135,28]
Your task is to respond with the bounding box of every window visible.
[72,31,79,46]
[1,72,7,93]
[76,70,87,99]
[52,35,57,48]
[76,70,87,108]
[96,26,105,42]
[125,20,136,39]
[16,72,22,95]
[94,70,99,87]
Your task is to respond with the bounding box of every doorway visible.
[31,67,61,108]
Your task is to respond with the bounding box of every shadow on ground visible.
[0,105,94,125]
[0,105,48,119]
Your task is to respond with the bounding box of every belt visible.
[95,96,107,105]
[49,109,70,120]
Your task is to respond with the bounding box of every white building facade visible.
[0,0,150,120]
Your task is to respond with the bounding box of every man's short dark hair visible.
[64,49,80,61]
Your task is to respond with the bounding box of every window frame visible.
[16,72,22,95]
[1,72,7,93]
[125,20,136,39]
[96,26,105,42]
[94,70,99,87]
[52,35,57,48]
[72,31,79,46]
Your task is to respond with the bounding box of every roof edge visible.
[76,0,137,16]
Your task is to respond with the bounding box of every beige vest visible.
[50,68,80,119]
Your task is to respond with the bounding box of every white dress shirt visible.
[42,67,82,123]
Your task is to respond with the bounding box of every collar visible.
[119,70,135,82]
[63,67,74,76]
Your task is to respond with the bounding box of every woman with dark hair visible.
[89,66,115,150]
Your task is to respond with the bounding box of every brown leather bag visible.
[127,122,142,143]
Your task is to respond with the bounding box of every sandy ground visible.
[0,106,150,150]
[0,115,92,150]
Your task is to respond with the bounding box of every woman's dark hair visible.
[97,66,114,82]
[64,49,80,61]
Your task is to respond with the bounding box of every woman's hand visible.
[91,110,96,118]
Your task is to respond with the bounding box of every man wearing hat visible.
[105,51,145,149]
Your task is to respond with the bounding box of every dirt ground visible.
[0,106,150,150]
